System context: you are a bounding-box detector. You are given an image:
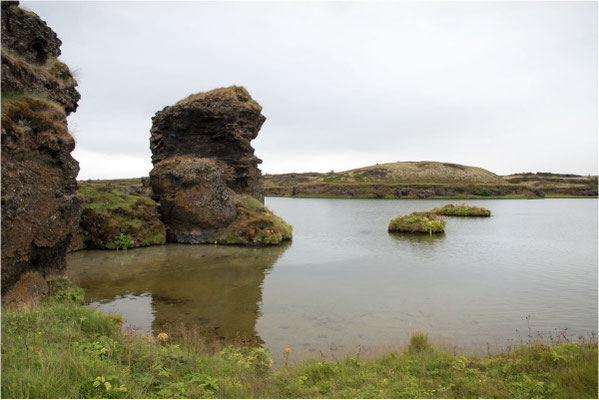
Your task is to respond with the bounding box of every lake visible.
[67,198,598,360]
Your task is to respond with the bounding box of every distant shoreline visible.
[264,194,598,200]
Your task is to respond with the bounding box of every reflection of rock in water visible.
[67,243,290,343]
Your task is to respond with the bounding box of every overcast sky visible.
[23,1,598,179]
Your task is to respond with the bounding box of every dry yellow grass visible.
[175,86,261,110]
[331,161,507,185]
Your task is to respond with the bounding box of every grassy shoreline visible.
[265,193,534,200]
[265,193,598,200]
[2,281,597,398]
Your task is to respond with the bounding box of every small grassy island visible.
[388,211,446,234]
[431,203,492,217]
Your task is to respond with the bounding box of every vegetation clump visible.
[216,195,293,245]
[1,282,597,398]
[431,203,491,217]
[77,180,166,250]
[388,211,446,234]
[1,92,68,137]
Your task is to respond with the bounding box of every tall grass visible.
[2,283,597,398]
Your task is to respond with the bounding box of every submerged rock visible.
[1,1,81,294]
[150,86,265,202]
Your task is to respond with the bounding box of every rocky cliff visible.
[1,1,81,296]
[149,87,292,245]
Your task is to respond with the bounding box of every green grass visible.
[80,178,144,188]
[431,203,491,217]
[78,183,153,213]
[2,285,597,398]
[388,212,446,234]
[78,182,165,250]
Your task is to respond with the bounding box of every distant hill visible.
[262,161,597,199]
[502,172,598,197]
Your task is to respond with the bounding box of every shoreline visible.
[2,283,597,398]
[264,194,598,200]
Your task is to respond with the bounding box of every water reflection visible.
[68,198,597,358]
[388,232,446,246]
[67,243,291,342]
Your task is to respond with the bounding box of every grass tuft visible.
[431,203,491,217]
[408,332,430,353]
[388,211,446,234]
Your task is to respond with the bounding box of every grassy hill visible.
[263,161,507,186]
[262,161,548,199]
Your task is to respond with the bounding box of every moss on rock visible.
[216,195,293,246]
[388,211,446,234]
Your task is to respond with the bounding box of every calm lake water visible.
[67,198,598,359]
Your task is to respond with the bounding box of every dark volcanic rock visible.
[1,2,80,114]
[1,1,60,64]
[150,86,265,202]
[148,86,292,245]
[1,2,81,295]
[150,156,238,243]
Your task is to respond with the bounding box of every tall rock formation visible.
[1,1,81,295]
[150,86,265,202]
[149,86,292,245]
